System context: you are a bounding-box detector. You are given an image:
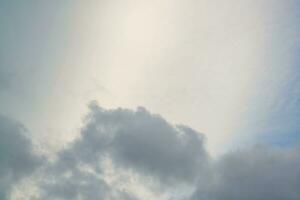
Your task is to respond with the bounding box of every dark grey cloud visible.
[80,103,208,184]
[0,114,41,199]
[3,103,300,200]
[35,102,208,199]
[192,146,300,200]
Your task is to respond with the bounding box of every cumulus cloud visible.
[31,102,208,199]
[192,145,300,200]
[3,103,300,200]
[0,115,41,199]
[81,103,208,183]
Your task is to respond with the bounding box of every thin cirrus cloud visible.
[2,103,300,200]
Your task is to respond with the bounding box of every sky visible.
[1,1,300,199]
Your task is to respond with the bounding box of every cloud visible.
[4,103,300,200]
[32,102,208,199]
[192,146,300,200]
[0,115,41,199]
[82,103,208,183]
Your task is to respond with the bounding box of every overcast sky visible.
[1,1,300,199]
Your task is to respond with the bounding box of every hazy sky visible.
[1,1,300,199]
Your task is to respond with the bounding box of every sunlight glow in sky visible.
[1,0,299,155]
[1,1,300,199]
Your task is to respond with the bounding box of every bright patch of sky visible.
[1,0,300,155]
